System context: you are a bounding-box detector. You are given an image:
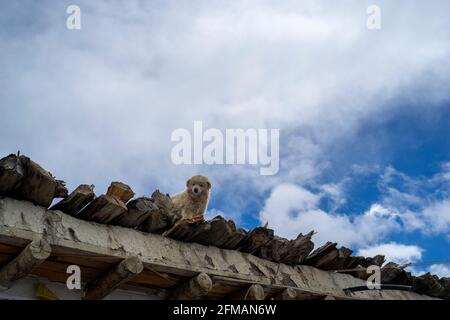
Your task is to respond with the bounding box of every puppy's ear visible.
[186,177,192,188]
[206,180,212,189]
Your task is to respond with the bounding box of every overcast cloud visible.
[1,1,449,273]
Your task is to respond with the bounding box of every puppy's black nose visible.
[193,187,199,194]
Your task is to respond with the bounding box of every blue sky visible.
[0,0,449,277]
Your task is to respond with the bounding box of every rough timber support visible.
[83,256,143,300]
[230,284,266,300]
[167,273,212,300]
[51,184,95,216]
[272,287,298,300]
[0,238,51,290]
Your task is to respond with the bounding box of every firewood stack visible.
[0,153,448,299]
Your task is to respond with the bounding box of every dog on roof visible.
[170,175,211,223]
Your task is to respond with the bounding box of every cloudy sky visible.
[1,0,449,277]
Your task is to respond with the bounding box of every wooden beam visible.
[106,182,135,203]
[83,256,143,300]
[164,216,246,250]
[51,184,95,216]
[305,242,339,270]
[0,154,24,195]
[238,227,273,254]
[257,232,314,265]
[0,239,51,290]
[77,194,127,224]
[230,284,266,300]
[113,197,155,229]
[139,190,181,234]
[272,287,298,300]
[17,156,68,208]
[413,273,446,298]
[167,273,212,300]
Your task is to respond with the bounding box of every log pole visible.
[83,256,143,300]
[0,239,51,290]
[167,272,212,300]
[272,287,298,300]
[230,284,266,300]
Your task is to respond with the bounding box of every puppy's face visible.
[186,175,211,198]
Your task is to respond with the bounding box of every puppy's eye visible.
[200,184,204,187]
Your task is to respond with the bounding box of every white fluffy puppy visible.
[171,175,211,223]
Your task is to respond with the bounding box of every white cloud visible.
[376,166,450,238]
[319,182,347,211]
[358,242,423,265]
[258,164,450,271]
[427,264,450,278]
[1,1,450,220]
[420,200,450,234]
[259,183,400,248]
